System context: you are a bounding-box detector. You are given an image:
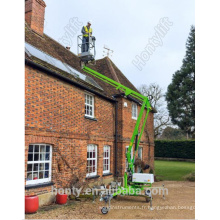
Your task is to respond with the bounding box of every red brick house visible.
[25,0,155,206]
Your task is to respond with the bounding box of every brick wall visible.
[25,65,115,195]
[25,64,155,196]
[25,0,46,35]
[115,97,154,177]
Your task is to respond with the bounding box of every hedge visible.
[154,140,195,159]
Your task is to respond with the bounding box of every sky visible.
[43,0,195,92]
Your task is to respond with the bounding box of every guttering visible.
[25,58,116,103]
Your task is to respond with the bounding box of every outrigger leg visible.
[100,194,113,214]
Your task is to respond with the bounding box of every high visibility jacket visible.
[83,26,92,37]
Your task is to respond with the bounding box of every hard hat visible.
[88,20,92,24]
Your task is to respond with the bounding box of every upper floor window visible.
[103,146,110,174]
[132,103,138,120]
[26,144,52,185]
[87,144,97,177]
[85,93,94,118]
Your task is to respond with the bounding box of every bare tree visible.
[139,83,171,139]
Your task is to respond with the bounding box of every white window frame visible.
[85,93,94,118]
[86,144,97,177]
[125,146,133,171]
[137,147,143,173]
[132,103,138,120]
[103,146,110,174]
[26,144,52,185]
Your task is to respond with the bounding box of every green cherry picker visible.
[77,36,165,214]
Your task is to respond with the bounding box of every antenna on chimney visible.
[103,45,114,57]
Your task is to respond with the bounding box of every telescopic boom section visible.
[83,66,152,173]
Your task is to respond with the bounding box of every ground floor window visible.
[103,145,110,174]
[26,144,52,185]
[87,144,97,177]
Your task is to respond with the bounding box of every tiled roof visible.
[25,23,140,98]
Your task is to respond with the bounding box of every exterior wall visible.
[24,64,155,206]
[25,65,115,200]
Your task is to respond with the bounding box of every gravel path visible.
[25,181,195,219]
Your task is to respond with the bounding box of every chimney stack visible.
[25,0,46,35]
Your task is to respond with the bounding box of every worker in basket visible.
[81,21,93,52]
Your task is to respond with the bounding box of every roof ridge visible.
[105,57,140,93]
[105,57,121,84]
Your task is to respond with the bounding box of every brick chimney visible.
[25,0,46,35]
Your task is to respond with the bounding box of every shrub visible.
[155,140,195,159]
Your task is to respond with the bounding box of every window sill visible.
[25,181,54,190]
[84,116,97,121]
[102,173,113,177]
[85,175,100,180]
[132,117,137,120]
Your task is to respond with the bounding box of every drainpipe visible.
[114,100,118,177]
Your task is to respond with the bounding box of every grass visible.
[154,160,195,181]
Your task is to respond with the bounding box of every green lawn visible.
[154,160,195,181]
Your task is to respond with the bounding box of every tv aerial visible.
[103,45,114,57]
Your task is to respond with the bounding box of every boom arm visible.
[83,66,152,173]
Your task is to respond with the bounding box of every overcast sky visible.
[43,0,195,92]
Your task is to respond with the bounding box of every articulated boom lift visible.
[78,37,164,214]
[82,66,156,214]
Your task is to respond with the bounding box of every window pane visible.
[87,160,91,166]
[89,152,93,158]
[86,166,89,173]
[45,153,50,160]
[33,172,38,180]
[44,171,49,178]
[28,145,33,153]
[34,153,39,161]
[27,173,33,181]
[45,163,49,170]
[40,153,46,161]
[28,154,33,161]
[40,163,44,170]
[40,145,46,153]
[46,145,50,152]
[27,164,32,172]
[35,145,39,153]
[39,171,44,179]
[34,164,38,171]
